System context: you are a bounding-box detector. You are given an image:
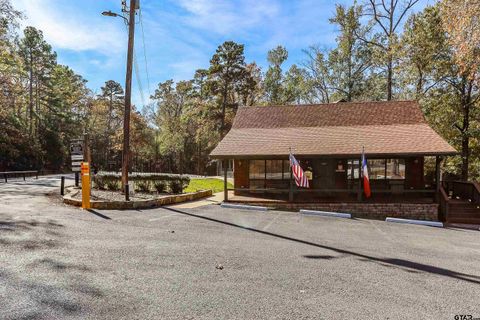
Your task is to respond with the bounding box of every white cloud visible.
[13,0,125,54]
[175,0,280,36]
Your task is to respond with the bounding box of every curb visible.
[385,217,443,228]
[63,189,212,210]
[300,209,352,219]
[220,203,268,211]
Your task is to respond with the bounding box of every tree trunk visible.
[461,133,469,181]
[28,50,33,135]
[460,80,472,181]
[416,66,423,100]
[387,58,393,101]
[221,86,228,134]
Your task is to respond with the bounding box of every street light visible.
[101,0,137,201]
[101,10,129,23]
[101,10,118,17]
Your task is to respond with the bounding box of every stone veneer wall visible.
[64,189,213,210]
[230,202,439,221]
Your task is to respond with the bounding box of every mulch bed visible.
[70,189,171,202]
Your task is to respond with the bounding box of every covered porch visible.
[220,154,444,205]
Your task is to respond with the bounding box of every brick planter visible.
[64,189,213,210]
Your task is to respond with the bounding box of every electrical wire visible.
[139,7,151,97]
[120,6,146,109]
[134,49,146,108]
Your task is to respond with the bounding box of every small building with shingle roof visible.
[210,100,457,220]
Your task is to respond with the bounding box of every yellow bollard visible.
[81,162,91,209]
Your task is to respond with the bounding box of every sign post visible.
[70,140,84,187]
[81,162,91,209]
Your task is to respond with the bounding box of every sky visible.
[12,0,434,107]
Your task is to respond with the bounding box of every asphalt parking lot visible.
[1,176,479,319]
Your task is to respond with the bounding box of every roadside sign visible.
[70,141,83,155]
[70,140,84,172]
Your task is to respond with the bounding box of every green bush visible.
[136,180,151,193]
[169,180,183,194]
[106,179,120,191]
[93,171,190,195]
[95,178,107,190]
[154,181,166,193]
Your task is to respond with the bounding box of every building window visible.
[249,160,265,179]
[347,160,360,180]
[283,160,291,178]
[348,158,406,182]
[368,159,386,180]
[249,160,291,181]
[386,159,405,179]
[266,160,283,179]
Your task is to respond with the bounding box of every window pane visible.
[250,180,264,190]
[249,160,265,179]
[266,160,283,179]
[283,160,290,179]
[347,160,360,179]
[368,159,386,180]
[386,159,405,179]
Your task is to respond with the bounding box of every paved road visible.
[1,176,479,319]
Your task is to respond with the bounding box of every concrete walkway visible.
[167,191,224,209]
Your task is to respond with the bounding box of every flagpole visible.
[288,147,293,202]
[358,147,363,201]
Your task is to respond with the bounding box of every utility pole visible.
[122,0,136,200]
[101,1,138,200]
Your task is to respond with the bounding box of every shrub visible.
[169,180,183,194]
[93,171,190,194]
[136,180,151,193]
[95,177,107,190]
[106,180,120,191]
[154,181,166,193]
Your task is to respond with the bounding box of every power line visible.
[133,49,146,108]
[121,10,146,109]
[139,7,151,97]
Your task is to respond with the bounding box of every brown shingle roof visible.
[211,101,457,158]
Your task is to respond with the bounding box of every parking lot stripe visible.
[262,213,280,231]
[149,213,179,221]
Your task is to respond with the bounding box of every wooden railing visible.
[1,170,38,183]
[442,180,480,205]
[438,185,450,222]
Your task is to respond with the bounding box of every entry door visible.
[312,159,335,189]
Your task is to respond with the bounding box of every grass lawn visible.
[184,178,233,193]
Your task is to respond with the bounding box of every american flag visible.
[289,153,309,188]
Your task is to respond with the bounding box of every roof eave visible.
[210,151,459,160]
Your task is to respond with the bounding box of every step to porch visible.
[447,201,480,224]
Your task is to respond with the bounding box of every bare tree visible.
[358,0,420,100]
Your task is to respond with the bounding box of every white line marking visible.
[262,213,280,231]
[300,209,351,219]
[221,203,268,211]
[149,213,178,221]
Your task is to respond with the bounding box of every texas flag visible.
[362,148,371,198]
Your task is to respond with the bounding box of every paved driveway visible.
[0,176,479,319]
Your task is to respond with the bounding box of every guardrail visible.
[1,170,38,183]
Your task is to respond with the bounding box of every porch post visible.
[289,169,293,202]
[223,159,228,202]
[357,156,362,201]
[435,156,442,202]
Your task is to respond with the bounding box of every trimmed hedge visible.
[93,172,190,194]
